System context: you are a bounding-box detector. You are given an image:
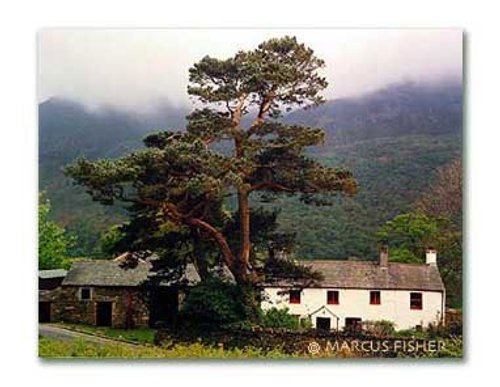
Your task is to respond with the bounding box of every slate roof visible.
[62,259,201,287]
[62,260,150,287]
[264,260,445,292]
[39,269,67,279]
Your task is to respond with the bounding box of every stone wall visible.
[41,286,150,328]
[156,327,456,357]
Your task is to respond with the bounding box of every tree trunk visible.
[237,188,251,281]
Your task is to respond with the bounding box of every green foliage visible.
[188,36,328,113]
[180,278,253,325]
[38,195,75,269]
[377,209,462,307]
[98,224,126,257]
[259,133,461,260]
[299,317,313,329]
[376,212,438,263]
[260,307,300,330]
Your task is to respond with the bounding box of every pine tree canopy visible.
[65,36,357,284]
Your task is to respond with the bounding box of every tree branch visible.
[145,200,237,273]
[249,181,294,193]
[185,216,236,272]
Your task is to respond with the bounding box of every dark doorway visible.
[96,302,113,326]
[316,317,331,331]
[39,302,51,323]
[149,288,179,328]
[345,317,362,333]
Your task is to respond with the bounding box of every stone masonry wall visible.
[45,286,150,328]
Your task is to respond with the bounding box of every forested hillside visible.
[273,81,462,259]
[39,81,462,259]
[38,98,187,255]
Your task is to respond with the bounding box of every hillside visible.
[275,81,462,259]
[39,98,188,255]
[38,81,462,258]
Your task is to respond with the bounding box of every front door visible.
[39,302,51,323]
[316,317,331,331]
[96,302,113,326]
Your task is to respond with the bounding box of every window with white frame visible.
[80,287,92,301]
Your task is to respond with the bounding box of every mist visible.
[38,29,462,110]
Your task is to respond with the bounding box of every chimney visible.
[379,245,389,267]
[426,248,437,266]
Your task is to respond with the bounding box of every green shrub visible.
[395,328,428,339]
[180,277,253,327]
[260,307,299,330]
[299,317,313,329]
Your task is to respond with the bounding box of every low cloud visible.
[38,29,463,109]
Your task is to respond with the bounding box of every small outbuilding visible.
[39,269,67,323]
[40,253,201,328]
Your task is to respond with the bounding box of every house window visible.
[370,291,381,305]
[289,290,301,304]
[80,287,92,301]
[327,290,339,305]
[410,292,423,310]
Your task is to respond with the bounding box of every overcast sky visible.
[38,29,462,110]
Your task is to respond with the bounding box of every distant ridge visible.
[286,81,462,145]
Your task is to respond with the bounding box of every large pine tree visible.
[65,36,356,284]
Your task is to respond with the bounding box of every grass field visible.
[38,337,296,359]
[40,323,462,359]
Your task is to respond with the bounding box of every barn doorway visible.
[149,288,179,328]
[316,317,331,331]
[96,302,113,326]
[39,302,51,323]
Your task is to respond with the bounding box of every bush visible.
[299,317,313,329]
[394,328,428,339]
[362,320,396,337]
[260,308,300,330]
[179,277,253,327]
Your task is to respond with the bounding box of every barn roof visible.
[62,260,150,287]
[62,257,202,287]
[263,260,445,292]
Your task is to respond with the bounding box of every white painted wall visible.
[261,287,444,330]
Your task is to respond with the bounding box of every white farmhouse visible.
[260,248,445,331]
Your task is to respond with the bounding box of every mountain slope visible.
[288,81,462,145]
[39,98,188,255]
[38,81,462,258]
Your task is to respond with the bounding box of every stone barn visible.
[43,254,201,328]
